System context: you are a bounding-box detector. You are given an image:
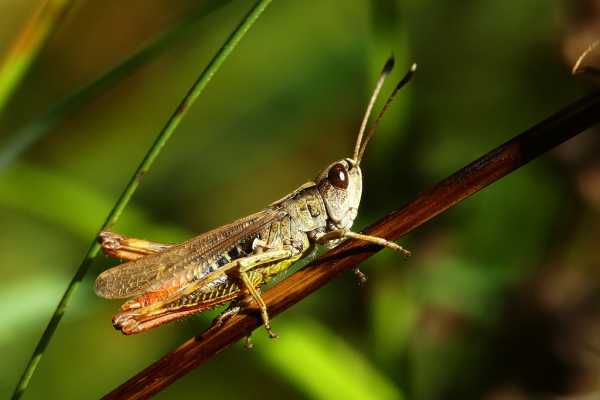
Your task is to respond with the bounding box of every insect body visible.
[95,55,416,338]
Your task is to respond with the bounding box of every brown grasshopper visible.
[95,55,415,338]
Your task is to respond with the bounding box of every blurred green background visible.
[2,0,600,399]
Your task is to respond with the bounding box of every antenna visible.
[572,38,600,77]
[356,62,417,165]
[353,53,395,161]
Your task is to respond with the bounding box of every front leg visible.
[315,229,409,285]
[316,229,410,258]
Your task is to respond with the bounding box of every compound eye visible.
[328,163,349,190]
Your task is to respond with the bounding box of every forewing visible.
[95,208,285,299]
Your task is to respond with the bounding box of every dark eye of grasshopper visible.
[328,163,349,189]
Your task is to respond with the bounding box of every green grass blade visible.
[259,318,405,400]
[0,0,228,176]
[10,0,273,398]
[0,0,76,118]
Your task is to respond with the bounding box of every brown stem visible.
[101,88,600,400]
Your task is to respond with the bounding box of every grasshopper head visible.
[315,158,362,230]
[315,58,415,234]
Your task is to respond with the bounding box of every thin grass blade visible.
[10,0,273,398]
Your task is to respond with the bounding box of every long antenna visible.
[353,53,395,161]
[572,38,600,77]
[356,62,417,165]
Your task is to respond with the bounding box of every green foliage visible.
[1,0,598,399]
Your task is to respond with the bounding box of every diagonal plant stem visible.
[100,87,600,400]
[10,0,273,399]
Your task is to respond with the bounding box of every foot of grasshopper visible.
[212,303,262,346]
[353,268,368,285]
[245,334,253,349]
[213,304,242,327]
[212,288,279,340]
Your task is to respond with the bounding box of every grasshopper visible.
[95,55,415,339]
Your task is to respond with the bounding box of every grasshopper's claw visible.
[269,331,280,339]
[213,305,241,326]
[354,268,368,285]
